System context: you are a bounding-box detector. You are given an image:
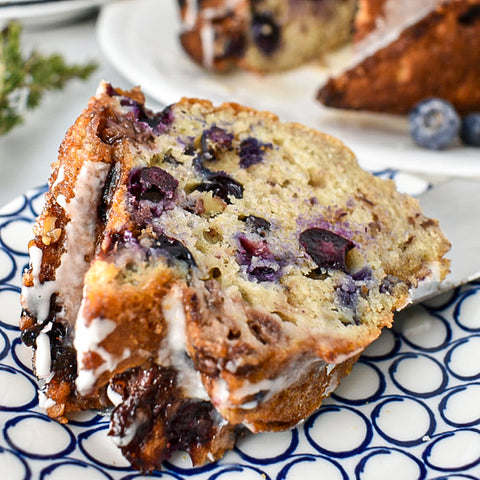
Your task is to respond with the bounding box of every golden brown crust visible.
[178,96,281,122]
[78,261,174,391]
[180,6,248,72]
[221,354,360,431]
[178,0,249,71]
[318,0,480,115]
[354,0,389,40]
[20,84,148,421]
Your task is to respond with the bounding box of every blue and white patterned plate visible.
[1,183,480,480]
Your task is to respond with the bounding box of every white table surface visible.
[0,10,164,208]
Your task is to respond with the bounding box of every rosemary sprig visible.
[0,22,97,135]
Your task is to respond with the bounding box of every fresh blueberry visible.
[300,228,354,272]
[128,167,178,203]
[408,98,460,150]
[239,137,273,168]
[460,113,480,147]
[251,13,281,56]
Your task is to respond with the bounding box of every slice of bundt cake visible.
[317,0,480,114]
[20,82,450,472]
[177,0,357,72]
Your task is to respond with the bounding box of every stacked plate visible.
[0,0,110,27]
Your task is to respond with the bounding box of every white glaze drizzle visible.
[24,246,56,323]
[182,0,198,30]
[159,285,209,401]
[51,165,65,191]
[212,357,325,411]
[110,417,144,447]
[38,390,56,410]
[74,317,117,358]
[325,362,336,376]
[107,384,123,407]
[35,333,52,379]
[56,195,67,209]
[74,317,125,396]
[352,0,442,67]
[196,0,244,68]
[57,162,110,325]
[200,22,216,69]
[75,346,131,397]
[22,160,110,327]
[108,286,210,448]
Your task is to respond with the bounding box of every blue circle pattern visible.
[0,445,31,480]
[355,447,427,480]
[0,328,9,361]
[399,311,452,353]
[304,406,373,459]
[40,460,115,480]
[0,183,479,479]
[0,365,38,412]
[0,286,22,331]
[4,413,76,459]
[331,360,386,405]
[371,396,436,448]
[389,353,449,398]
[235,428,299,466]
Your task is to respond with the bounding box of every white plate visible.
[97,0,480,178]
[1,180,480,479]
[0,0,111,27]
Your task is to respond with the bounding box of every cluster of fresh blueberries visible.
[408,97,480,149]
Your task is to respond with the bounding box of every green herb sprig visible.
[0,22,97,135]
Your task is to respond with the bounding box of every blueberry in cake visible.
[20,82,450,472]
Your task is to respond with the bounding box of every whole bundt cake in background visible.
[20,82,449,472]
[176,0,480,115]
[177,0,358,72]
